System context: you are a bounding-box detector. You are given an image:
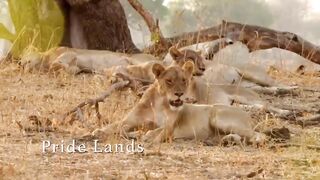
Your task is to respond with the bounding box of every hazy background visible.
[120,0,320,48]
[1,0,320,55]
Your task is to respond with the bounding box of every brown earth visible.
[0,63,320,179]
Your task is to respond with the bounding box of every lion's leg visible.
[259,105,293,118]
[91,121,123,139]
[227,87,293,117]
[152,126,174,143]
[209,106,266,144]
[141,128,164,142]
[91,112,149,140]
[238,104,292,118]
[151,112,179,143]
[210,107,254,138]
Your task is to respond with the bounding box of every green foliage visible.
[0,0,64,58]
[151,32,160,43]
[0,23,15,41]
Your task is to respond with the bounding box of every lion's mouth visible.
[169,99,184,107]
[193,72,203,76]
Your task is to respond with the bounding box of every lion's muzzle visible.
[169,99,184,107]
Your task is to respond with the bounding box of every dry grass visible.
[0,62,320,179]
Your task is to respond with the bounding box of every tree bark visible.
[220,21,320,64]
[56,0,140,53]
[127,0,168,55]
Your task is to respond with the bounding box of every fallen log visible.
[218,21,320,64]
[143,20,320,64]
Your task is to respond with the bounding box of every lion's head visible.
[169,46,205,76]
[152,61,194,110]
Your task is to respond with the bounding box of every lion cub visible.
[104,46,206,84]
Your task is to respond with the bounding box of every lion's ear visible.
[169,46,183,60]
[70,57,77,66]
[183,61,194,77]
[152,63,165,79]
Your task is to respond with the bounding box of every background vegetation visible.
[0,0,63,58]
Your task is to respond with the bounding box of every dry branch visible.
[144,20,320,64]
[63,81,130,120]
[296,114,320,127]
[127,0,168,54]
[219,21,320,64]
[145,25,223,56]
[269,143,320,151]
[250,86,299,95]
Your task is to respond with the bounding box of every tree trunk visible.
[56,0,140,53]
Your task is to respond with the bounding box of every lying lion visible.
[89,62,266,144]
[20,47,159,74]
[104,46,206,84]
[20,46,68,73]
[51,48,160,74]
[164,43,277,87]
[102,46,291,117]
[187,77,291,117]
[166,47,291,116]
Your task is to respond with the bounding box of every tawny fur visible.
[89,62,265,144]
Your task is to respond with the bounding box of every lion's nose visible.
[175,92,184,97]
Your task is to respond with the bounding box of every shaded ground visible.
[0,63,320,179]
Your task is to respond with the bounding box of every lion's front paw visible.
[250,132,267,146]
[141,132,154,143]
[142,128,163,143]
[221,134,242,146]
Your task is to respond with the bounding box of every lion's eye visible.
[182,78,186,83]
[166,79,173,85]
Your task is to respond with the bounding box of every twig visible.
[15,121,24,132]
[274,104,320,114]
[15,120,56,133]
[63,81,130,120]
[250,86,299,95]
[269,143,320,151]
[296,114,320,127]
[245,168,264,178]
[115,73,153,88]
[95,103,101,120]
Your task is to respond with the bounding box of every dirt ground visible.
[0,63,320,179]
